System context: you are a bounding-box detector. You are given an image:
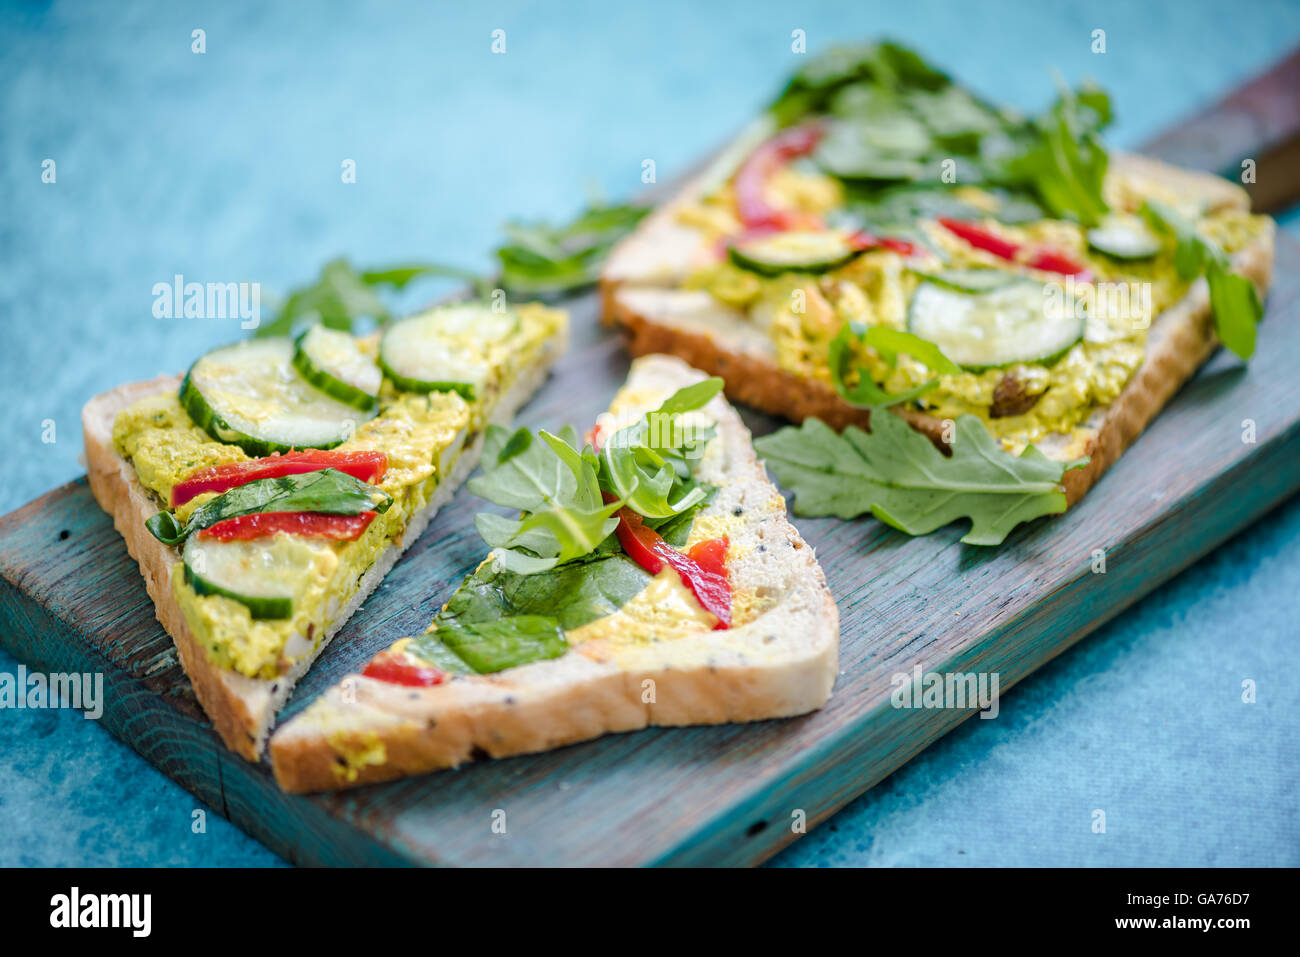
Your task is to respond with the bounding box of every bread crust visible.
[270,355,841,792]
[601,155,1277,506]
[82,335,566,759]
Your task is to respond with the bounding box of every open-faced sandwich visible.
[602,42,1275,539]
[83,301,568,758]
[270,354,839,792]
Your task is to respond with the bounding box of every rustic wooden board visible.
[2,229,1298,866]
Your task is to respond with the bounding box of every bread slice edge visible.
[81,331,567,760]
[269,354,840,792]
[601,154,1277,505]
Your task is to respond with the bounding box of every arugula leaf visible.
[255,203,646,338]
[145,468,393,545]
[829,323,961,408]
[1206,263,1262,360]
[1140,200,1264,360]
[1001,84,1111,227]
[754,413,1083,546]
[468,380,723,574]
[600,443,705,519]
[497,202,649,297]
[469,425,621,573]
[770,41,951,125]
[1138,199,1204,279]
[605,376,723,480]
[596,378,721,517]
[254,259,491,339]
[651,377,724,418]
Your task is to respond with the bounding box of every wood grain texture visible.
[1,232,1298,866]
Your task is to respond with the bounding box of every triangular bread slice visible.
[82,328,566,760]
[270,354,839,792]
[601,153,1276,505]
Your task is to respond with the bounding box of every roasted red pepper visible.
[198,510,378,542]
[685,537,729,578]
[363,649,447,687]
[937,218,1092,279]
[1025,248,1091,276]
[172,450,389,506]
[614,508,731,629]
[734,123,826,231]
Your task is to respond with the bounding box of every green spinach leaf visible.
[1140,199,1264,360]
[146,468,392,545]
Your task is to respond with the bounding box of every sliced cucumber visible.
[909,267,1020,294]
[292,326,381,413]
[728,231,862,276]
[379,303,521,400]
[906,280,1084,370]
[181,339,374,456]
[181,534,313,619]
[1087,217,1162,260]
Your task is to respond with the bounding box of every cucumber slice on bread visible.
[906,280,1084,370]
[379,303,521,400]
[728,231,863,276]
[908,267,1020,293]
[181,339,374,456]
[292,326,381,413]
[1087,217,1162,260]
[182,534,301,619]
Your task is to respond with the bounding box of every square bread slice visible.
[82,327,567,760]
[270,354,840,792]
[601,153,1276,505]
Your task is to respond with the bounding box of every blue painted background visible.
[1,0,1297,866]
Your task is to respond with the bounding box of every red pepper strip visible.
[363,649,447,687]
[848,231,917,257]
[686,537,729,577]
[734,123,826,231]
[936,218,1092,279]
[879,237,918,256]
[937,217,1021,259]
[172,450,389,506]
[614,508,732,629]
[197,510,378,542]
[1026,249,1093,279]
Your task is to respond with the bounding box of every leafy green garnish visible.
[829,323,961,407]
[497,203,649,297]
[767,39,1114,229]
[421,615,569,674]
[254,203,647,338]
[1140,200,1264,360]
[1000,83,1111,227]
[469,425,623,574]
[406,546,654,674]
[255,259,489,339]
[754,413,1084,546]
[145,469,393,545]
[467,379,723,573]
[770,40,950,125]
